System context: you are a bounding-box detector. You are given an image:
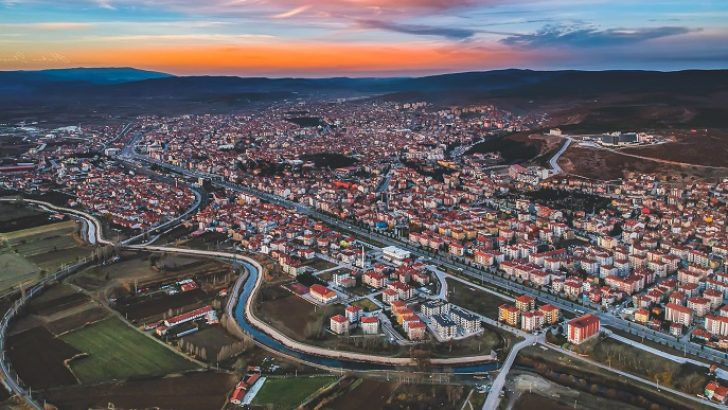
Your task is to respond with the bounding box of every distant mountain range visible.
[1,67,727,129]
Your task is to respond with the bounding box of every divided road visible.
[132,154,728,367]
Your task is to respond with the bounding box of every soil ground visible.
[42,371,238,410]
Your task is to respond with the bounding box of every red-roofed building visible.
[539,304,560,324]
[515,295,535,312]
[330,314,349,335]
[310,284,338,304]
[665,302,693,326]
[567,313,600,344]
[361,316,380,335]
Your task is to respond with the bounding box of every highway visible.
[131,153,728,367]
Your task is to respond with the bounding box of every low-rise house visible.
[310,284,338,304]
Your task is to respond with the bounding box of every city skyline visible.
[1,0,728,76]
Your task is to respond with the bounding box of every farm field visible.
[0,252,39,295]
[3,219,90,271]
[42,371,238,410]
[323,379,470,410]
[6,326,81,389]
[252,376,337,409]
[11,284,110,336]
[0,217,92,295]
[74,251,231,312]
[0,202,51,232]
[61,317,198,382]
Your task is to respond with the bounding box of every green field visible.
[61,318,197,382]
[252,376,337,408]
[1,220,91,272]
[0,252,40,292]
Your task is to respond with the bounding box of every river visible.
[233,261,498,374]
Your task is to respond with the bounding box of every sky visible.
[1,0,727,77]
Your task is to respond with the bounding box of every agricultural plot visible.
[0,202,50,232]
[252,376,337,409]
[0,252,39,294]
[4,220,90,271]
[61,317,197,383]
[6,326,81,389]
[0,219,91,288]
[43,371,238,410]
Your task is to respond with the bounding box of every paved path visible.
[549,137,571,174]
[482,335,540,410]
[426,265,449,299]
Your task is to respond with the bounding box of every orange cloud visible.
[40,42,531,76]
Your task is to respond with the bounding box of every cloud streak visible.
[357,19,477,40]
[502,24,694,48]
[271,5,311,19]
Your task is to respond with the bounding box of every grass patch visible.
[61,317,197,382]
[0,252,40,293]
[252,376,337,408]
[351,298,379,312]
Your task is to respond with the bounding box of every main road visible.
[130,153,728,367]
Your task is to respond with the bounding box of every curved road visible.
[0,195,198,408]
[548,137,571,174]
[131,245,497,368]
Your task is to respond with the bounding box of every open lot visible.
[428,324,513,358]
[61,317,198,383]
[558,144,728,180]
[350,298,379,312]
[446,278,509,319]
[43,371,238,410]
[252,376,337,409]
[255,284,341,341]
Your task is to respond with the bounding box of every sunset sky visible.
[1,0,727,76]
